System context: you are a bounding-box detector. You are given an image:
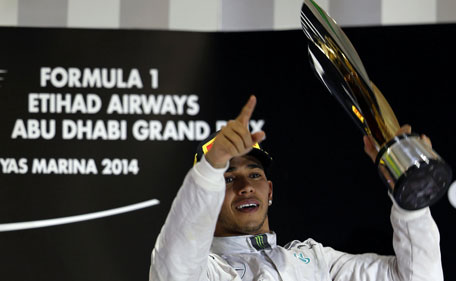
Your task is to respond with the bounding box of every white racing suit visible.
[150,156,443,281]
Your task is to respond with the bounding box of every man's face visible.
[214,155,273,237]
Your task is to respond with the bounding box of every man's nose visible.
[235,177,254,195]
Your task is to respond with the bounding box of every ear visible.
[268,180,273,201]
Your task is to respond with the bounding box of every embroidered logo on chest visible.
[293,252,311,264]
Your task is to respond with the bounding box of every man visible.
[149,95,443,281]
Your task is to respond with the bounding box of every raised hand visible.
[205,95,265,168]
[363,124,432,163]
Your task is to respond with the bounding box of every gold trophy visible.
[300,0,452,210]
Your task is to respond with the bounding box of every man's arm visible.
[390,200,443,281]
[149,156,227,281]
[322,202,442,281]
[322,125,443,281]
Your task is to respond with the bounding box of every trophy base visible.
[394,158,452,210]
[375,134,452,210]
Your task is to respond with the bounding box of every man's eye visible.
[225,176,234,183]
[250,173,261,178]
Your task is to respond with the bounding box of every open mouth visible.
[236,202,260,212]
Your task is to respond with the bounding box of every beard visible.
[216,208,269,236]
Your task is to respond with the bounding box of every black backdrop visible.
[0,25,455,281]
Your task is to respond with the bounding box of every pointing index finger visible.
[236,95,256,127]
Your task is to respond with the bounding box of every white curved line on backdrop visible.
[0,198,160,232]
